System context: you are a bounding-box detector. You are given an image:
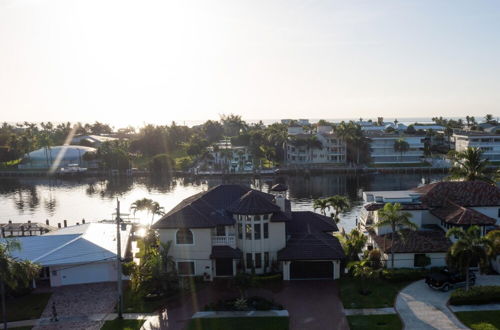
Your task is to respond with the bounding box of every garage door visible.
[60,262,113,286]
[290,261,333,280]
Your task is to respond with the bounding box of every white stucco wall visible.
[383,252,447,269]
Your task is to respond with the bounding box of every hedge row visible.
[450,286,500,305]
[381,268,429,282]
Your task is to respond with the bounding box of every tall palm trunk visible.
[1,281,6,330]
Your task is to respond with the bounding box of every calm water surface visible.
[0,173,446,232]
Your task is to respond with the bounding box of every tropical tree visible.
[327,195,351,222]
[313,198,330,216]
[1,240,41,330]
[348,260,380,295]
[371,203,417,268]
[393,139,410,162]
[130,198,165,225]
[446,226,493,291]
[448,147,493,183]
[337,228,367,261]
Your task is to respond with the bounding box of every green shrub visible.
[450,286,500,305]
[381,268,427,282]
[256,273,282,282]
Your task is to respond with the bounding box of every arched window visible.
[176,229,193,244]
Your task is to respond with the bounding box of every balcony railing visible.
[212,235,236,247]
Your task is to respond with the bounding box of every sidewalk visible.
[343,307,396,316]
[6,313,156,329]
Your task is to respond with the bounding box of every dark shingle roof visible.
[226,190,280,215]
[277,211,344,261]
[152,185,278,229]
[271,183,288,192]
[210,246,243,259]
[370,229,451,253]
[431,201,496,226]
[414,181,500,207]
[278,232,344,261]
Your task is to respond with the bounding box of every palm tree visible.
[1,240,41,330]
[446,226,493,291]
[327,195,350,222]
[448,147,493,183]
[393,139,410,162]
[349,259,380,295]
[313,198,330,216]
[149,201,165,225]
[371,203,417,268]
[130,198,164,225]
[337,228,367,261]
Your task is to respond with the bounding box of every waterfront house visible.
[285,125,347,165]
[2,222,131,287]
[365,131,426,164]
[453,130,500,162]
[71,134,118,148]
[359,181,500,268]
[18,145,99,170]
[203,139,253,172]
[152,184,345,280]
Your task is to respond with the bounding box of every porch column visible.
[283,261,290,281]
[233,259,237,276]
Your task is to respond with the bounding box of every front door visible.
[215,258,233,276]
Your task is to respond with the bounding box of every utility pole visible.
[116,199,124,319]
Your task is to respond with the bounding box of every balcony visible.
[212,235,236,247]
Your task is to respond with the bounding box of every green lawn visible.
[186,317,289,330]
[122,286,166,313]
[347,314,402,330]
[455,310,500,330]
[101,319,145,330]
[6,293,52,322]
[340,278,412,309]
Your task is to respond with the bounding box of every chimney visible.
[46,219,49,226]
[82,219,85,224]
[28,220,31,224]
[76,222,79,225]
[58,223,61,228]
[64,220,67,227]
[21,225,25,236]
[275,194,287,212]
[8,220,12,224]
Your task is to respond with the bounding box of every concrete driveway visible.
[160,280,348,330]
[395,275,500,330]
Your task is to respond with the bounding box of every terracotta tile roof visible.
[227,190,280,215]
[210,246,243,259]
[369,229,451,253]
[364,203,429,211]
[413,181,500,207]
[430,200,496,226]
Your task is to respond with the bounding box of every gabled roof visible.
[431,200,496,226]
[227,190,280,215]
[369,229,451,253]
[152,185,278,229]
[278,211,344,261]
[414,181,500,207]
[2,223,130,266]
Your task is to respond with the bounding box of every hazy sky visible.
[1,0,499,126]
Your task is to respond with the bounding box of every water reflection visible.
[0,173,446,230]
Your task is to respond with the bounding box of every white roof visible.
[26,146,96,160]
[364,190,420,198]
[2,222,130,266]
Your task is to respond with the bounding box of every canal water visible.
[0,173,446,232]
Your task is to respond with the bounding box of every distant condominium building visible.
[453,130,500,161]
[366,132,426,164]
[285,125,346,164]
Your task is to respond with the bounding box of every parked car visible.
[425,268,476,292]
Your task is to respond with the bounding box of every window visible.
[264,223,269,239]
[216,225,225,236]
[255,253,262,268]
[263,214,269,220]
[264,252,269,268]
[246,224,252,239]
[254,223,261,239]
[177,261,195,275]
[176,229,193,244]
[246,253,253,268]
[238,223,242,239]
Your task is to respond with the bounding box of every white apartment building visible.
[285,126,346,165]
[454,131,500,161]
[367,133,426,164]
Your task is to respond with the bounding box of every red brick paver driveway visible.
[158,280,347,330]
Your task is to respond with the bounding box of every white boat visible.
[59,164,88,174]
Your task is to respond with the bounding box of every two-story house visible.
[152,184,345,280]
[359,181,500,268]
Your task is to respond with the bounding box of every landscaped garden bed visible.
[186,316,289,330]
[6,292,52,322]
[204,296,283,311]
[455,310,500,330]
[449,286,500,305]
[101,319,145,330]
